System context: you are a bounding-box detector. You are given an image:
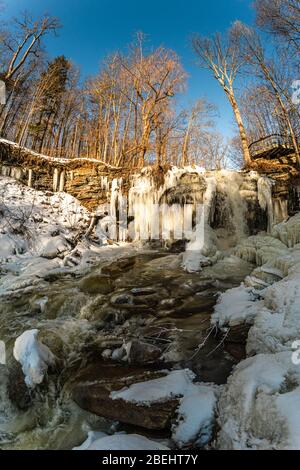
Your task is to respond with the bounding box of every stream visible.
[0,248,253,449]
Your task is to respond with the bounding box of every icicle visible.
[59,171,65,192]
[27,169,33,187]
[257,176,274,232]
[53,168,59,192]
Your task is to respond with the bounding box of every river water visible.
[0,249,253,449]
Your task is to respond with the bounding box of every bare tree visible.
[255,0,300,53]
[192,33,252,167]
[3,13,60,82]
[231,21,300,167]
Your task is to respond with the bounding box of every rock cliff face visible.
[0,139,130,211]
[1,138,299,239]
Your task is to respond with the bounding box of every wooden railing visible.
[248,134,297,158]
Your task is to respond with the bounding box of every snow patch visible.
[13,329,55,388]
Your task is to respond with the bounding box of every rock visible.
[160,298,177,308]
[111,347,126,361]
[101,349,112,359]
[38,329,64,360]
[7,361,32,410]
[110,292,133,305]
[131,287,156,296]
[127,340,162,365]
[102,257,136,276]
[79,274,113,295]
[72,365,178,430]
[132,294,160,308]
[39,235,70,259]
[165,239,187,253]
[174,296,216,315]
[223,323,251,344]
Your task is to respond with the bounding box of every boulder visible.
[79,274,113,295]
[72,365,178,430]
[127,340,162,365]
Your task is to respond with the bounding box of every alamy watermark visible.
[0,80,5,105]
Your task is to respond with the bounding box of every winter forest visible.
[1,0,300,455]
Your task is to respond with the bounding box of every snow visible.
[216,352,300,449]
[0,138,119,169]
[73,431,108,450]
[211,284,261,327]
[13,329,55,388]
[111,369,219,447]
[272,213,300,247]
[0,177,135,296]
[75,433,170,451]
[212,214,300,449]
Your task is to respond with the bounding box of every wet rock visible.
[38,329,64,360]
[132,294,160,308]
[224,342,246,361]
[7,362,32,410]
[174,296,216,315]
[110,292,133,305]
[160,298,178,308]
[102,257,136,276]
[72,365,178,430]
[131,287,156,296]
[79,274,113,295]
[223,323,251,344]
[128,340,162,365]
[165,239,187,253]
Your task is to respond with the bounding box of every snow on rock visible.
[272,213,300,248]
[110,369,219,448]
[247,269,300,355]
[182,225,217,273]
[216,352,300,450]
[13,329,55,388]
[75,433,170,451]
[212,213,300,449]
[211,284,261,327]
[234,235,288,266]
[73,431,108,450]
[0,177,134,296]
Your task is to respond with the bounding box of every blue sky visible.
[2,0,255,138]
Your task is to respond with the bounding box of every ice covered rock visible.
[247,269,300,355]
[272,213,300,248]
[211,284,262,327]
[216,352,300,450]
[37,235,71,259]
[13,329,55,388]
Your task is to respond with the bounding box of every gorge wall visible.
[1,138,300,243]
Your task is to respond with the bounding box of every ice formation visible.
[212,212,300,449]
[13,329,55,388]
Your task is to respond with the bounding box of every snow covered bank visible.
[212,213,300,449]
[217,352,300,449]
[0,177,134,296]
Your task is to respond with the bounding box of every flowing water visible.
[0,248,253,450]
